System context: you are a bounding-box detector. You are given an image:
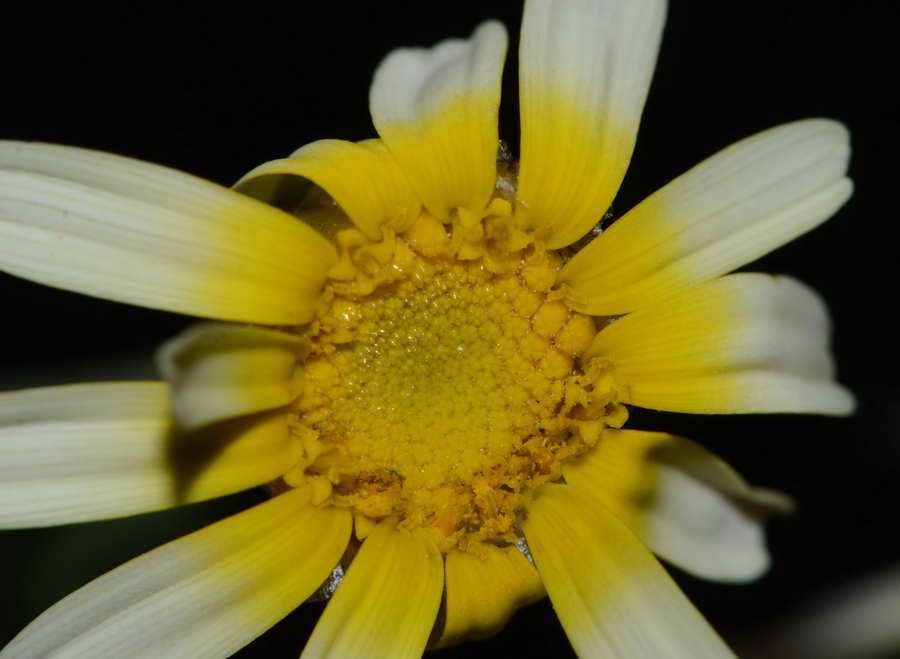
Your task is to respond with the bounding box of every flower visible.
[0,0,853,657]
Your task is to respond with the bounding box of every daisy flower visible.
[0,0,853,657]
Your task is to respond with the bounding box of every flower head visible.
[0,0,852,657]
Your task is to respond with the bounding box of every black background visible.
[2,2,898,657]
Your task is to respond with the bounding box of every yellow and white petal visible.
[434,544,545,648]
[564,429,792,583]
[370,21,507,220]
[157,322,309,431]
[0,141,336,324]
[561,120,852,314]
[0,382,301,528]
[523,483,735,658]
[302,521,443,658]
[1,488,351,659]
[586,273,855,415]
[516,0,666,248]
[235,138,421,240]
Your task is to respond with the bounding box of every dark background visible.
[1,2,897,657]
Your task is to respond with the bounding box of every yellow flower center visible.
[284,202,626,553]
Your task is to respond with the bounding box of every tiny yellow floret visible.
[532,300,569,338]
[555,314,597,357]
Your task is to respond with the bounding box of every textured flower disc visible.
[282,196,627,554]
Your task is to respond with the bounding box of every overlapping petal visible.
[523,483,735,658]
[302,520,443,658]
[586,273,855,415]
[0,382,300,528]
[1,488,351,658]
[561,120,852,314]
[435,544,544,648]
[370,21,507,219]
[157,322,309,431]
[0,141,336,324]
[235,138,421,240]
[516,0,666,248]
[564,429,792,582]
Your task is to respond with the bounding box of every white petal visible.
[585,273,855,415]
[561,120,852,314]
[763,565,900,659]
[370,21,507,219]
[523,483,736,658]
[564,429,793,583]
[0,141,336,324]
[157,322,308,431]
[516,0,666,248]
[1,489,351,659]
[0,382,300,528]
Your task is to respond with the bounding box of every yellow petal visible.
[561,120,852,314]
[0,141,336,324]
[1,489,351,658]
[516,0,666,248]
[369,21,507,219]
[522,483,735,658]
[157,322,309,431]
[0,382,301,528]
[302,520,443,658]
[433,544,545,648]
[586,273,855,415]
[235,138,421,240]
[564,429,793,583]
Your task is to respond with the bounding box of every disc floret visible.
[284,202,626,553]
